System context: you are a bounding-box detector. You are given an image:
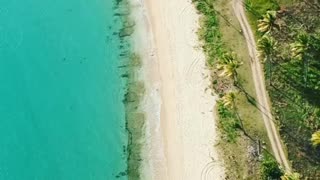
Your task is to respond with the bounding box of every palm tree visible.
[221,91,237,108]
[258,10,277,34]
[291,33,310,60]
[281,172,301,180]
[291,33,311,87]
[258,35,278,85]
[217,53,242,84]
[311,130,320,147]
[220,91,246,133]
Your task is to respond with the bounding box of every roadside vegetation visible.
[192,0,284,178]
[193,0,320,178]
[245,0,320,178]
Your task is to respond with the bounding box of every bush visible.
[261,154,284,179]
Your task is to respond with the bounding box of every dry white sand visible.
[132,0,225,179]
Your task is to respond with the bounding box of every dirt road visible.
[232,0,291,171]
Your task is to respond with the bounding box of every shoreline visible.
[114,0,148,179]
[128,1,167,179]
[139,0,225,179]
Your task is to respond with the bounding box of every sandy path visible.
[142,0,225,179]
[232,0,291,170]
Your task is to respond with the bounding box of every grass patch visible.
[193,0,224,66]
[217,101,241,142]
[246,0,280,15]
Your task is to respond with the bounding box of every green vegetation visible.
[257,10,277,34]
[261,153,283,179]
[192,0,319,178]
[220,91,237,108]
[258,35,278,84]
[311,131,320,147]
[193,0,224,66]
[217,100,240,142]
[260,153,301,180]
[260,154,302,180]
[217,53,242,83]
[245,0,280,32]
[246,0,280,16]
[245,0,320,178]
[192,0,273,178]
[192,0,244,142]
[281,172,301,180]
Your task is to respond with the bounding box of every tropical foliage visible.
[249,0,320,177]
[291,33,310,61]
[311,131,320,147]
[261,154,283,180]
[258,35,278,83]
[217,53,242,82]
[192,0,222,66]
[217,100,240,142]
[281,172,301,180]
[257,10,277,34]
[193,0,242,144]
[258,35,278,62]
[220,91,237,108]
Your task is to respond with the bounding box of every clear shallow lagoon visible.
[0,0,127,179]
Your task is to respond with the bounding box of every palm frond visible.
[291,33,310,60]
[258,35,278,62]
[281,172,301,180]
[311,131,320,147]
[220,91,237,108]
[216,52,242,79]
[257,11,277,34]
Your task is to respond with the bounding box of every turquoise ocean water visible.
[0,0,128,179]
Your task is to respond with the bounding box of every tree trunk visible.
[233,103,246,135]
[233,71,238,87]
[268,56,272,86]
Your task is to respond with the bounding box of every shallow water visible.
[0,0,128,179]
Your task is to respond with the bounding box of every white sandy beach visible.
[131,0,225,179]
